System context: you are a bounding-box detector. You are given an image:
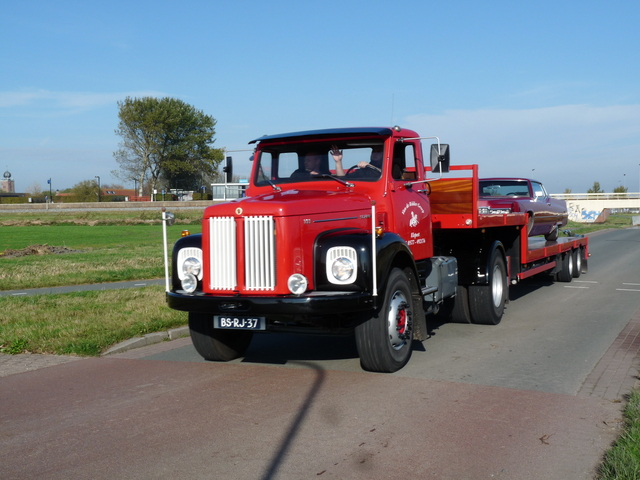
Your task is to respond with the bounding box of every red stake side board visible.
[428,165,527,229]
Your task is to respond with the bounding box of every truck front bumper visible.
[166,290,376,316]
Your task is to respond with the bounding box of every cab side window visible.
[392,143,417,180]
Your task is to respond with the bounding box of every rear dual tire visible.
[556,252,574,282]
[572,248,582,278]
[468,249,508,326]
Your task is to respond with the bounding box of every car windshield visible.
[254,141,384,186]
[479,180,531,197]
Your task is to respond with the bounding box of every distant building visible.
[2,170,15,193]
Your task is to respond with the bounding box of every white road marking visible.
[616,289,640,292]
[564,286,591,289]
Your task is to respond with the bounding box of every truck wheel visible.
[572,248,582,278]
[468,250,508,325]
[439,285,472,323]
[188,312,253,361]
[355,268,414,373]
[556,252,573,282]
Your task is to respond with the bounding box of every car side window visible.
[531,182,546,199]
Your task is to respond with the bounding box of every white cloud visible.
[403,105,640,192]
[0,90,167,111]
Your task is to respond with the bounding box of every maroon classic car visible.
[478,178,568,241]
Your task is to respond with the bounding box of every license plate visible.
[214,316,266,330]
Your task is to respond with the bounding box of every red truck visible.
[164,127,588,373]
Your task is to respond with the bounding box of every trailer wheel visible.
[355,268,414,373]
[188,312,253,361]
[556,252,573,282]
[572,248,582,278]
[468,249,508,325]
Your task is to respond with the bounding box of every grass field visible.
[0,210,197,355]
[0,208,204,226]
[0,223,201,290]
[0,286,186,356]
[565,214,635,235]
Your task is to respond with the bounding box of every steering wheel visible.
[345,164,361,175]
[345,164,380,177]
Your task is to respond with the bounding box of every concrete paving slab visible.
[0,353,83,378]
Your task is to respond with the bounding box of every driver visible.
[291,152,323,179]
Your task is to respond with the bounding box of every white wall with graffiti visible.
[553,195,640,223]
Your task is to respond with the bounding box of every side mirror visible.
[223,156,233,183]
[430,144,450,174]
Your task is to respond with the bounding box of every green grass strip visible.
[598,390,640,479]
[0,286,187,356]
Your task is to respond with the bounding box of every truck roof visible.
[248,127,397,144]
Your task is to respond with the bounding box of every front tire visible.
[355,268,414,373]
[189,312,253,361]
[468,249,508,325]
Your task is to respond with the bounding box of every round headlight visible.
[181,273,198,293]
[326,246,358,285]
[331,257,355,282]
[182,257,201,278]
[287,274,308,295]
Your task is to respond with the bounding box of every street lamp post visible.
[95,176,100,202]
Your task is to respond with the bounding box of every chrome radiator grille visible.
[244,216,276,290]
[208,217,237,290]
[208,216,276,291]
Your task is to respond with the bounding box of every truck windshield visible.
[254,141,384,186]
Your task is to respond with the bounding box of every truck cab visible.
[167,127,455,372]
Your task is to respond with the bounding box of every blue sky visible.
[2,0,639,194]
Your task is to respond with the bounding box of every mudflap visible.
[412,292,428,341]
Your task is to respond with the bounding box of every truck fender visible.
[373,233,428,342]
[475,240,506,286]
[171,233,203,292]
[314,230,427,341]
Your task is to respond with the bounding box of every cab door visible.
[388,141,433,260]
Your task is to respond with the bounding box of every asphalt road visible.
[2,228,639,480]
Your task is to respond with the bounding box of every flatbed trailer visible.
[426,164,588,286]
